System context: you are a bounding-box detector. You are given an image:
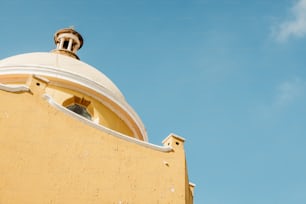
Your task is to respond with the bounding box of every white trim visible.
[162,133,186,144]
[0,65,147,141]
[33,75,50,83]
[0,83,29,92]
[43,94,172,152]
[189,182,196,187]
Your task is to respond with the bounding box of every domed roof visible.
[0,51,147,141]
[0,28,147,141]
[0,52,125,100]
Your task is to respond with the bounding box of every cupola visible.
[52,28,83,59]
[0,28,148,141]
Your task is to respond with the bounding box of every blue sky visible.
[1,0,306,203]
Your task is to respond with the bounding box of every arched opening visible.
[63,96,93,120]
[63,40,69,49]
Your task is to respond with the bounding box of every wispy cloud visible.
[274,0,306,42]
[275,77,304,107]
[252,78,305,121]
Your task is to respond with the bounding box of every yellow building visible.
[0,28,194,203]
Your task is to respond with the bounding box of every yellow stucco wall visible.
[0,74,144,140]
[0,76,193,203]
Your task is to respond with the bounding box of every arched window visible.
[63,96,93,120]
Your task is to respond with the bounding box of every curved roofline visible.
[43,94,170,152]
[0,52,148,141]
[0,52,125,99]
[0,81,167,151]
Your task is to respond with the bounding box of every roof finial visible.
[52,27,83,60]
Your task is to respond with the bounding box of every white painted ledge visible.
[0,83,29,92]
[43,94,173,153]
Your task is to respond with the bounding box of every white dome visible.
[0,52,125,100]
[0,52,148,141]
